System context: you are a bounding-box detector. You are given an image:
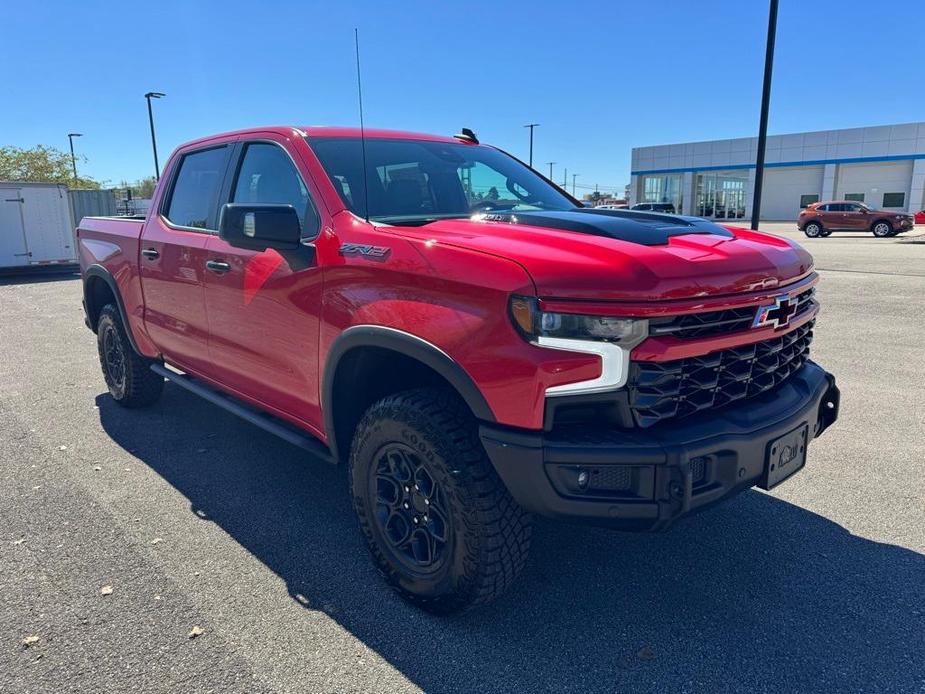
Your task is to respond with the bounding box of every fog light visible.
[577,470,589,489]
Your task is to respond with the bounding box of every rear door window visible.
[164,145,228,231]
[164,146,230,230]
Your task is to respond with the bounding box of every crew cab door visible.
[139,144,232,375]
[202,137,326,429]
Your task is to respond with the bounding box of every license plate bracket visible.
[761,424,808,490]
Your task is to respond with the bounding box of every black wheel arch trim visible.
[83,264,143,355]
[322,325,497,461]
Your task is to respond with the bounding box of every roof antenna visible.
[354,28,371,223]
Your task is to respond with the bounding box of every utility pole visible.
[563,167,568,188]
[546,161,555,180]
[67,133,82,182]
[572,173,580,196]
[144,92,166,180]
[523,123,539,168]
[751,0,778,230]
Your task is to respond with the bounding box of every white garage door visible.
[760,166,825,220]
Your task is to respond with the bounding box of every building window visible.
[695,171,748,219]
[799,194,820,209]
[640,174,683,213]
[882,192,905,208]
[844,193,865,202]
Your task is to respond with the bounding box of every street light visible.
[67,133,82,182]
[546,161,556,180]
[523,123,539,168]
[572,173,580,196]
[144,92,166,180]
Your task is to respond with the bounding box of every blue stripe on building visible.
[631,153,925,176]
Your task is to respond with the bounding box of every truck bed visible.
[77,215,149,344]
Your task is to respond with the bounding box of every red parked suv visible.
[77,126,839,612]
[798,201,914,238]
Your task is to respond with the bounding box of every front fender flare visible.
[322,325,496,461]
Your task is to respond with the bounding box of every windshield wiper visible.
[372,213,470,227]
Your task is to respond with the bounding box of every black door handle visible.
[206,259,231,274]
[141,248,159,259]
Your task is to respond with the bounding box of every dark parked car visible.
[798,201,914,238]
[631,202,676,214]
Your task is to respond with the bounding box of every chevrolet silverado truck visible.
[78,126,840,612]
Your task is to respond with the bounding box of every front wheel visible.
[872,221,893,237]
[349,388,532,613]
[804,222,824,238]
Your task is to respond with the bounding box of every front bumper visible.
[480,361,839,531]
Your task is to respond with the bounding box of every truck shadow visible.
[96,386,924,693]
[0,267,79,285]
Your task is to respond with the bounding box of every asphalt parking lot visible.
[1,225,923,693]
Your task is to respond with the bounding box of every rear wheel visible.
[872,221,893,237]
[804,221,823,238]
[97,304,164,407]
[349,388,531,613]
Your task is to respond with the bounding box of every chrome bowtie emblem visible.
[753,294,797,330]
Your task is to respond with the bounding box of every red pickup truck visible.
[78,126,839,612]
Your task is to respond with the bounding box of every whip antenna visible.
[354,28,371,222]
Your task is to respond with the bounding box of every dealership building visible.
[629,121,925,220]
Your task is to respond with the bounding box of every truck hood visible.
[390,209,813,301]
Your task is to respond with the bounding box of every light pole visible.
[67,133,82,182]
[144,92,166,180]
[523,123,539,168]
[751,0,778,229]
[572,173,580,196]
[546,161,556,180]
[563,167,568,189]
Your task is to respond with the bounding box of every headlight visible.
[509,296,648,344]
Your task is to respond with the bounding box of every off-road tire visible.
[871,220,893,237]
[349,388,532,613]
[97,304,164,407]
[804,221,823,238]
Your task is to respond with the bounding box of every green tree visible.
[131,177,157,198]
[0,144,100,188]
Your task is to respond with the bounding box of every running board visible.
[150,364,334,463]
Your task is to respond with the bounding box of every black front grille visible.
[628,320,814,428]
[649,287,816,339]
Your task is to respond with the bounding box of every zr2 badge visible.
[339,243,391,259]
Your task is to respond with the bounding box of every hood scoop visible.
[479,209,735,246]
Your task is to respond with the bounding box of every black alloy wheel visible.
[371,442,451,572]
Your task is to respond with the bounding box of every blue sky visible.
[4,0,924,195]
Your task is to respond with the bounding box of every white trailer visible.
[0,182,77,269]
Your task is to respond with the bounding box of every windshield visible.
[306,137,577,224]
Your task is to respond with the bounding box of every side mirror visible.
[218,203,302,251]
